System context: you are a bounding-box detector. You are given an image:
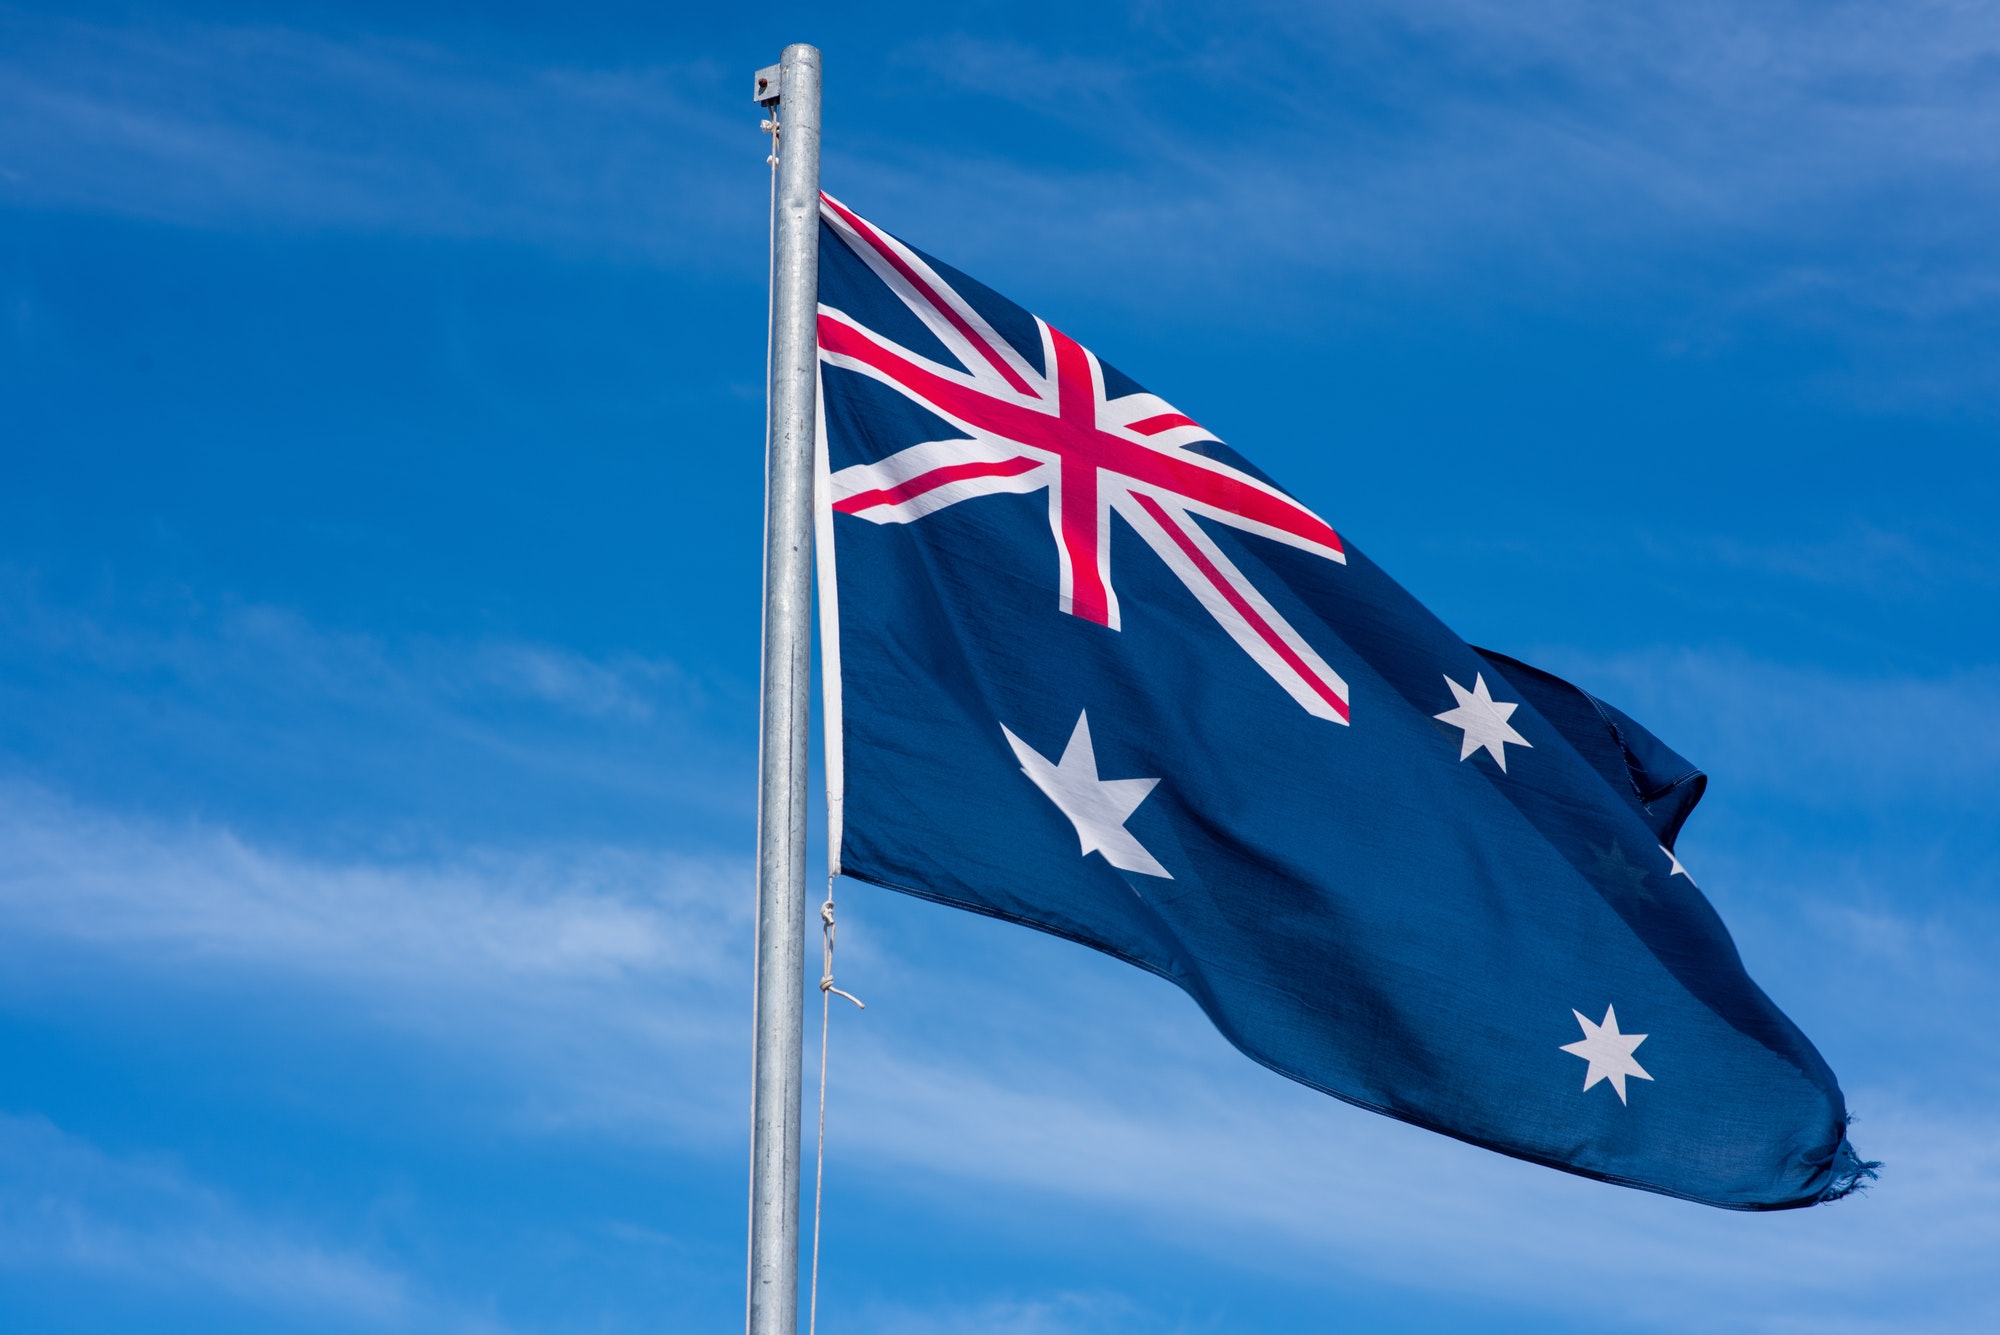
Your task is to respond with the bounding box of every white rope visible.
[808,886,863,1335]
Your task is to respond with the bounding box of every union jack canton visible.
[818,194,1350,724]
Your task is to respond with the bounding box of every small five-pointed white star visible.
[1561,1004,1654,1104]
[1002,711,1171,878]
[1660,844,1694,883]
[1435,673,1533,771]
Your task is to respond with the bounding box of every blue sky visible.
[3,1,1998,1331]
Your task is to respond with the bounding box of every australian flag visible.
[811,193,1872,1209]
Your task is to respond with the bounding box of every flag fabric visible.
[811,194,1872,1209]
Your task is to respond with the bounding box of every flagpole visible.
[748,41,821,1335]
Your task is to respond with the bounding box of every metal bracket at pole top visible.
[754,63,782,105]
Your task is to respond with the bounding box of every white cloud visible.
[1643,523,2000,598]
[8,3,1999,331]
[0,1112,502,1330]
[0,770,1994,1331]
[0,575,755,845]
[0,14,758,262]
[860,1291,1147,1335]
[852,0,2000,394]
[0,786,732,984]
[0,573,707,721]
[0,582,1996,1331]
[3,5,1994,407]
[1522,645,2000,812]
[0,779,756,1141]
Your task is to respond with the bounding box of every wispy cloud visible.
[876,1,2000,298]
[0,765,1992,1332]
[0,1111,511,1331]
[1643,522,2000,598]
[0,779,754,1141]
[0,590,1991,1329]
[0,13,760,263]
[1525,644,2000,813]
[837,1055,1997,1334]
[860,1291,1149,1335]
[828,2,2000,415]
[0,571,755,847]
[9,2,1999,344]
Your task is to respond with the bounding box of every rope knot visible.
[818,897,865,1009]
[808,884,862,1335]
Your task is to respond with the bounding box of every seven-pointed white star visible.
[1660,844,1694,883]
[1561,1004,1654,1104]
[1002,711,1171,878]
[1434,673,1533,771]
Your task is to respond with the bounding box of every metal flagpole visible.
[747,41,821,1335]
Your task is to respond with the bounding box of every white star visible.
[1561,1004,1654,1105]
[1002,711,1171,879]
[1434,673,1532,771]
[1660,844,1694,883]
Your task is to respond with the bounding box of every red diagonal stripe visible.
[1132,492,1350,721]
[822,195,1038,399]
[833,455,1042,514]
[1127,412,1199,436]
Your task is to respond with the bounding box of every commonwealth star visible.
[1003,711,1170,878]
